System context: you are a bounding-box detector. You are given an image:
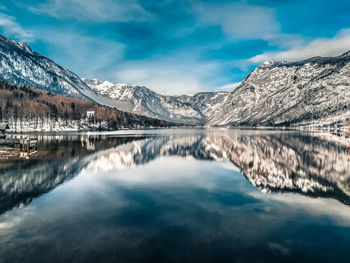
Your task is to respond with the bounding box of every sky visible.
[1,0,350,95]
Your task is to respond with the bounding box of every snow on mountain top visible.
[262,60,274,66]
[84,78,140,91]
[97,80,114,88]
[18,42,33,53]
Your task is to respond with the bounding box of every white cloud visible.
[115,66,204,95]
[249,28,350,63]
[110,54,245,95]
[112,54,224,95]
[28,0,152,22]
[0,13,33,41]
[263,33,306,49]
[34,29,125,78]
[249,191,350,227]
[194,2,280,39]
[21,26,233,94]
[219,82,241,91]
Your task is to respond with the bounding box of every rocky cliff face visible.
[210,53,350,126]
[84,52,350,126]
[82,78,227,125]
[0,35,120,107]
[0,35,88,98]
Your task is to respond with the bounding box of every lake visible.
[0,128,350,263]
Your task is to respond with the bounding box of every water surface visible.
[1,129,350,263]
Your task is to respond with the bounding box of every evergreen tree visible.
[0,105,3,121]
[13,105,19,128]
[50,103,59,121]
[4,98,11,121]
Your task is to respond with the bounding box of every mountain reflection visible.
[1,131,350,215]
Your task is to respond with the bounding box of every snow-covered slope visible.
[84,51,350,126]
[83,78,229,125]
[209,52,350,126]
[0,34,120,107]
[0,33,221,124]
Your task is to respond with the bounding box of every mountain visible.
[0,35,87,98]
[0,82,178,131]
[84,51,350,127]
[210,53,350,126]
[0,34,223,125]
[83,78,230,125]
[82,78,224,125]
[0,34,120,107]
[2,33,350,127]
[0,34,181,128]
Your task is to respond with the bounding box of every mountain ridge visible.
[84,50,350,126]
[0,34,88,98]
[0,34,127,109]
[0,81,178,131]
[1,33,350,127]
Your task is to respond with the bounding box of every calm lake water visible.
[1,129,350,263]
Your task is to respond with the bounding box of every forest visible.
[0,82,178,131]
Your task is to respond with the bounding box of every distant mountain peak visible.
[18,41,33,53]
[262,60,274,66]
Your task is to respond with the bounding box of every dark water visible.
[1,129,350,263]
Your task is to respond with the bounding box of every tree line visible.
[0,82,178,130]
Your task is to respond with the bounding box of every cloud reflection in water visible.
[0,130,350,263]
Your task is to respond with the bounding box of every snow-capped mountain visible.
[209,52,350,126]
[84,51,350,126]
[0,35,87,98]
[83,78,229,125]
[2,33,350,127]
[0,34,119,107]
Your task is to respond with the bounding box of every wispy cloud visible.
[114,65,207,95]
[28,0,152,22]
[0,13,33,41]
[113,55,222,95]
[35,29,125,79]
[249,191,350,227]
[194,2,280,39]
[4,0,349,94]
[219,82,241,91]
[249,28,350,63]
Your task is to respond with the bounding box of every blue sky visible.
[1,0,350,94]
